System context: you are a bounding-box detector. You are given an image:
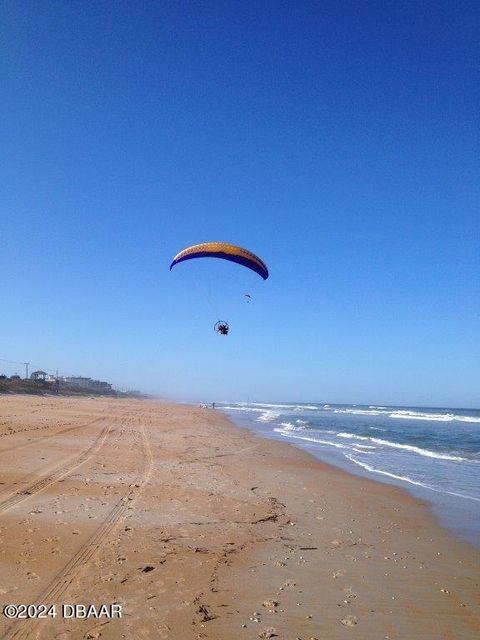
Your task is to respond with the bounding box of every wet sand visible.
[0,395,478,639]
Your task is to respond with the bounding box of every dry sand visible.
[0,395,478,640]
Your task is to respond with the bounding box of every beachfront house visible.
[31,370,48,381]
[61,376,112,392]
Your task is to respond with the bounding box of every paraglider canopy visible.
[170,242,268,280]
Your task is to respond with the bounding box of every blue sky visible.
[1,1,478,407]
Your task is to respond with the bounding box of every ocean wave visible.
[345,455,440,489]
[345,455,480,502]
[221,405,265,413]
[248,402,319,411]
[323,406,480,423]
[273,429,348,449]
[277,419,311,429]
[390,411,454,422]
[257,410,282,422]
[227,402,480,424]
[389,410,480,423]
[333,408,385,416]
[249,402,296,409]
[457,416,480,423]
[336,433,469,462]
[295,405,319,411]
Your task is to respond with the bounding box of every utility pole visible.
[24,362,30,380]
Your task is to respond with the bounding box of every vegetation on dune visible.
[0,377,141,398]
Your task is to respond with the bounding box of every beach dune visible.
[0,395,478,639]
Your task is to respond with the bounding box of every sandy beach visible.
[0,395,478,640]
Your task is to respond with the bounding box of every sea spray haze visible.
[220,402,480,546]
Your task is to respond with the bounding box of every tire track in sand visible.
[0,415,107,455]
[0,411,103,439]
[0,418,116,516]
[4,422,153,640]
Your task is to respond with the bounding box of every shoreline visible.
[0,395,478,639]
[219,403,480,548]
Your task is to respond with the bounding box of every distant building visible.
[31,370,48,381]
[61,376,112,392]
[62,376,91,388]
[89,380,112,391]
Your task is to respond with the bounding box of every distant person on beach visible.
[212,402,215,409]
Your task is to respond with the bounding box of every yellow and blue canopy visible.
[170,242,269,280]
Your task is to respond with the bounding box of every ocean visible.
[219,402,480,546]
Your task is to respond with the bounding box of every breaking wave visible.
[345,455,480,502]
[336,433,470,462]
[273,428,348,449]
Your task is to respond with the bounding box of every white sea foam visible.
[221,405,265,413]
[345,455,438,489]
[257,410,282,422]
[226,402,480,424]
[345,455,480,502]
[457,416,480,423]
[389,410,480,423]
[390,411,453,422]
[333,408,385,416]
[250,402,295,409]
[273,429,348,449]
[336,433,468,462]
[325,406,480,423]
[248,402,319,411]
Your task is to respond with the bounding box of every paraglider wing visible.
[170,242,269,280]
